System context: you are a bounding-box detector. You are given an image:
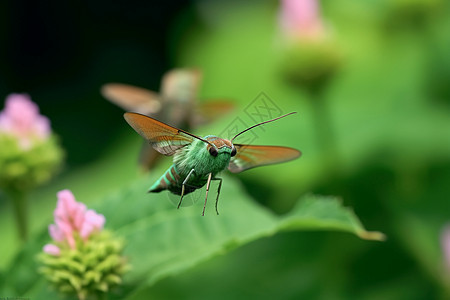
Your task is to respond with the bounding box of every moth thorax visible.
[205,137,233,150]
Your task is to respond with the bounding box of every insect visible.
[124,112,301,216]
[101,69,233,171]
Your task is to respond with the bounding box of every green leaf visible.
[12,171,382,299]
[93,175,383,298]
[279,195,386,241]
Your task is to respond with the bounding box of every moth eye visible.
[209,147,218,157]
[230,146,237,157]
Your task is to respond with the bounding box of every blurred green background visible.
[1,0,450,299]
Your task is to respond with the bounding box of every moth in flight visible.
[124,112,301,215]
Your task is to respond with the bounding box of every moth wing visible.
[138,142,162,171]
[124,112,199,156]
[190,100,235,127]
[228,144,301,173]
[101,83,161,115]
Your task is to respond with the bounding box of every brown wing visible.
[138,142,163,171]
[101,83,161,115]
[124,112,201,156]
[228,144,301,173]
[190,100,235,127]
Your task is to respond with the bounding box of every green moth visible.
[124,112,301,216]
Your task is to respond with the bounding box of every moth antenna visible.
[195,135,216,149]
[191,134,217,151]
[231,112,297,143]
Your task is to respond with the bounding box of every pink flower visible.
[0,93,50,149]
[279,0,325,40]
[441,224,450,272]
[47,189,105,249]
[43,244,61,256]
[80,210,106,239]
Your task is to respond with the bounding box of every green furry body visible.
[149,135,232,195]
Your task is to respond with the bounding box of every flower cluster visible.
[44,190,106,254]
[0,93,63,191]
[39,190,128,300]
[0,93,50,149]
[277,0,341,89]
[279,0,325,41]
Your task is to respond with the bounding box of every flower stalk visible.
[0,93,64,241]
[278,0,341,170]
[7,188,28,241]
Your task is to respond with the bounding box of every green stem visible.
[308,87,340,176]
[9,188,28,241]
[310,90,335,152]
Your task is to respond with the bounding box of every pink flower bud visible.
[279,0,325,40]
[80,210,105,239]
[80,223,95,239]
[43,244,61,256]
[47,189,106,249]
[85,209,106,229]
[441,224,450,272]
[55,189,78,220]
[73,202,87,230]
[49,224,64,242]
[0,93,51,149]
[55,218,76,249]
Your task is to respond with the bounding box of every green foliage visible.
[278,195,384,241]
[1,0,449,299]
[3,174,381,299]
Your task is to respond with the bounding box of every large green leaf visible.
[9,173,382,299]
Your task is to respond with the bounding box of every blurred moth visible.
[101,69,233,171]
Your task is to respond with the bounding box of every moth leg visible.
[211,177,223,215]
[178,168,196,209]
[202,173,213,216]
